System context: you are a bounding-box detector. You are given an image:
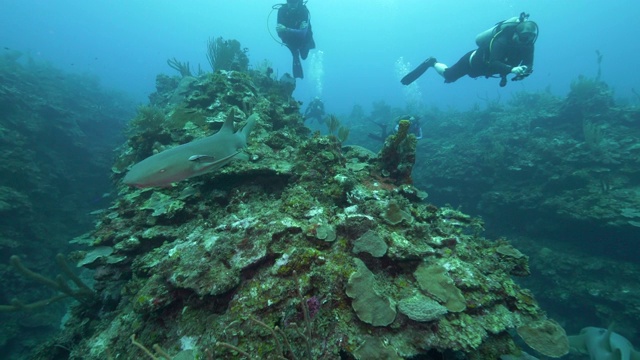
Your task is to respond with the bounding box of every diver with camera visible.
[401,12,538,88]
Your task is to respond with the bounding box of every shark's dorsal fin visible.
[605,327,614,352]
[219,108,236,134]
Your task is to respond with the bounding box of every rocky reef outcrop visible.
[26,68,569,360]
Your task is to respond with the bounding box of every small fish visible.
[123,110,257,188]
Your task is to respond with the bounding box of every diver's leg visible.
[300,46,310,60]
[302,30,316,60]
[434,63,448,77]
[291,49,303,79]
[439,50,474,83]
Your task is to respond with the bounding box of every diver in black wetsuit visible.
[304,97,325,124]
[402,12,538,87]
[276,0,316,79]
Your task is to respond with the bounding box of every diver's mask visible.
[513,21,538,45]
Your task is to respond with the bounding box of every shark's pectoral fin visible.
[188,152,241,173]
[188,154,221,172]
[188,155,216,162]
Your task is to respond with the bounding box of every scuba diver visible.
[304,97,325,124]
[368,115,423,142]
[394,115,423,140]
[401,12,538,87]
[276,0,316,79]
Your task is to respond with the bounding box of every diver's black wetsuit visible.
[443,30,534,83]
[277,3,315,78]
[304,98,325,123]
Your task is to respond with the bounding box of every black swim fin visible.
[292,53,303,79]
[401,57,437,85]
[293,60,303,79]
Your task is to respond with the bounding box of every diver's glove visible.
[510,65,528,75]
[512,69,532,82]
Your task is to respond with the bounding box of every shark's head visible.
[122,154,190,188]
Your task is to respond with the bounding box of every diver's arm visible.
[522,46,534,73]
[284,26,308,37]
[276,20,308,38]
[277,7,309,37]
[288,7,310,36]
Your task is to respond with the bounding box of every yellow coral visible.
[393,119,411,147]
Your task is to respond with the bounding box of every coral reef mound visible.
[32,68,560,360]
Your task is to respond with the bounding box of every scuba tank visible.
[475,12,529,48]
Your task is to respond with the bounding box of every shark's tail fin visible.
[241,113,258,140]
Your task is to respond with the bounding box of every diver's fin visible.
[292,54,303,79]
[401,57,437,85]
[293,61,303,79]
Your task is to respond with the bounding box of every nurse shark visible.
[123,111,257,188]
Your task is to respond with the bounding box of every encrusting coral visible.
[377,119,417,184]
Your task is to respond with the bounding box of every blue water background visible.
[2,0,638,114]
